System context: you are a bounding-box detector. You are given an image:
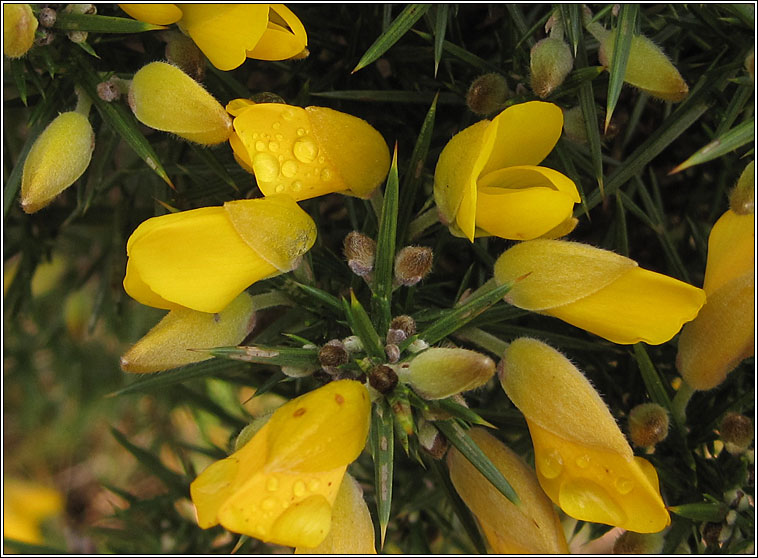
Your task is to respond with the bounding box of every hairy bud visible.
[720,412,753,455]
[394,246,433,286]
[530,37,574,98]
[369,364,398,394]
[343,231,376,277]
[627,403,670,448]
[466,73,509,116]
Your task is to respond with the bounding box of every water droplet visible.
[293,480,306,497]
[269,141,279,152]
[614,477,633,495]
[318,156,325,164]
[293,137,318,163]
[252,132,259,140]
[272,122,281,130]
[278,155,284,162]
[255,140,266,152]
[266,477,279,492]
[575,455,591,469]
[282,109,296,121]
[559,478,626,526]
[252,153,280,183]
[292,181,303,193]
[538,449,564,479]
[320,168,333,182]
[281,160,298,178]
[276,134,283,141]
[307,479,320,492]
[275,184,285,193]
[262,497,277,510]
[296,128,306,136]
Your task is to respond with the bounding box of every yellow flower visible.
[598,29,688,102]
[500,338,670,533]
[676,209,755,390]
[494,239,706,345]
[123,195,316,313]
[129,61,232,145]
[227,100,390,201]
[121,292,256,373]
[21,112,95,214]
[190,379,371,548]
[119,4,307,70]
[3,4,37,58]
[447,428,570,554]
[433,101,580,241]
[402,347,495,400]
[294,473,376,554]
[3,478,63,545]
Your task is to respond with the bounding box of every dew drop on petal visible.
[307,479,320,492]
[293,137,318,163]
[320,168,333,182]
[252,153,280,183]
[318,155,325,164]
[575,455,591,469]
[266,477,279,492]
[269,141,279,152]
[559,478,627,526]
[275,184,285,193]
[282,109,296,121]
[281,160,298,178]
[538,449,564,479]
[272,122,281,130]
[296,128,306,136]
[276,134,284,141]
[292,181,303,193]
[262,497,278,511]
[614,476,633,495]
[255,140,266,152]
[293,480,306,497]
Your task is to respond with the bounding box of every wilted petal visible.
[447,428,569,554]
[120,292,255,373]
[677,271,754,390]
[501,338,670,533]
[294,474,376,554]
[177,4,269,71]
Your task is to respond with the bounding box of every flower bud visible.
[129,61,232,145]
[530,37,574,98]
[64,4,95,44]
[281,365,315,378]
[385,343,400,363]
[562,106,588,144]
[418,420,448,459]
[165,30,206,82]
[720,412,753,455]
[342,335,363,353]
[613,531,664,554]
[97,78,122,102]
[38,7,56,28]
[120,292,255,373]
[729,161,754,215]
[448,428,569,553]
[390,314,416,338]
[599,31,688,102]
[343,231,376,277]
[3,4,38,58]
[394,246,433,286]
[369,364,398,393]
[627,403,670,448]
[318,340,349,367]
[466,73,509,116]
[406,347,495,400]
[21,112,95,213]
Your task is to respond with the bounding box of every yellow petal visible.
[120,292,255,373]
[539,216,578,240]
[123,207,278,313]
[129,62,232,145]
[703,210,755,295]
[447,428,569,554]
[547,266,706,345]
[229,130,254,173]
[494,239,636,311]
[224,195,316,272]
[3,3,38,58]
[406,347,495,399]
[246,5,308,61]
[177,4,269,71]
[295,474,377,554]
[21,112,94,213]
[677,271,755,390]
[226,98,258,118]
[481,101,564,175]
[119,3,182,25]
[501,338,632,456]
[265,379,370,472]
[306,106,390,198]
[501,338,669,533]
[3,478,63,545]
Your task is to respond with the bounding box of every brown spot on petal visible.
[293,407,306,417]
[334,393,345,405]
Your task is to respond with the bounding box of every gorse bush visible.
[3,3,755,554]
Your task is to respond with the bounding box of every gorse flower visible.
[500,338,671,533]
[121,292,256,373]
[294,473,376,554]
[494,239,706,345]
[21,111,95,214]
[447,428,570,553]
[123,195,316,314]
[119,4,307,70]
[433,101,580,242]
[3,478,63,545]
[227,100,391,201]
[3,3,37,58]
[129,61,232,145]
[676,196,755,390]
[190,379,371,548]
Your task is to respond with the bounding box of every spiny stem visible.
[407,207,439,240]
